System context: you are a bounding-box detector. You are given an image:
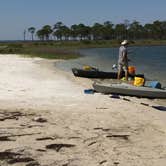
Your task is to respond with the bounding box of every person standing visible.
[117,40,129,80]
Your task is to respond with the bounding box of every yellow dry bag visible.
[134,77,145,86]
[83,65,92,71]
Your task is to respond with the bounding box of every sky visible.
[0,0,165,40]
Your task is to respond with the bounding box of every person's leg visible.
[124,65,128,81]
[125,70,128,81]
[117,64,122,79]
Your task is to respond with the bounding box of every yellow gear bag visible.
[134,77,145,86]
[83,65,92,71]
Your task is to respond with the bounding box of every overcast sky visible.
[0,0,165,40]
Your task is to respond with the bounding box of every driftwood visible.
[88,141,97,146]
[106,134,129,140]
[0,127,25,129]
[45,160,69,166]
[140,102,149,106]
[122,97,131,101]
[45,158,81,166]
[36,137,55,141]
[20,124,44,129]
[36,134,62,141]
[0,111,35,121]
[96,107,108,109]
[0,149,39,165]
[0,151,34,164]
[46,143,75,152]
[0,151,21,160]
[10,132,41,137]
[26,161,40,166]
[0,132,41,141]
[8,156,35,164]
[68,136,81,140]
[99,160,107,165]
[36,149,46,152]
[32,117,47,123]
[93,127,111,131]
[27,125,44,128]
[114,161,120,165]
[0,136,15,141]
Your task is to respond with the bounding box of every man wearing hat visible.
[117,40,129,80]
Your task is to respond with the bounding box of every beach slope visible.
[0,54,166,166]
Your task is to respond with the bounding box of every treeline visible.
[26,20,166,41]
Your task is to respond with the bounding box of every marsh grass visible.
[0,42,80,59]
[0,40,166,59]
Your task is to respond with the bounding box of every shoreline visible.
[0,54,166,166]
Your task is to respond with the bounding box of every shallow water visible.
[56,45,166,87]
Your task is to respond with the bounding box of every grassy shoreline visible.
[0,40,166,59]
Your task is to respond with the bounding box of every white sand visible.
[0,54,166,166]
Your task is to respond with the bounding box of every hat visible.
[121,40,128,45]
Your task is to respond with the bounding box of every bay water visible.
[56,45,166,87]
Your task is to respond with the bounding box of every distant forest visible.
[26,20,166,41]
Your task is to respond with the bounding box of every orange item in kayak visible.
[128,66,136,75]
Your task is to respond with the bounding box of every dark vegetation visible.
[0,41,80,59]
[30,20,166,41]
[0,20,166,59]
[0,39,166,60]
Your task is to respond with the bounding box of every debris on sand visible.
[32,117,47,123]
[46,143,75,152]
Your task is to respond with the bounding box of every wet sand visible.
[0,54,166,166]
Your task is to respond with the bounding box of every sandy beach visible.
[0,54,166,166]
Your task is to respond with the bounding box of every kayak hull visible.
[72,68,144,79]
[93,82,166,98]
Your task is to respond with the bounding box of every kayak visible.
[72,68,144,79]
[93,82,166,98]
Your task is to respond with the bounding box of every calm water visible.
[56,46,166,86]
